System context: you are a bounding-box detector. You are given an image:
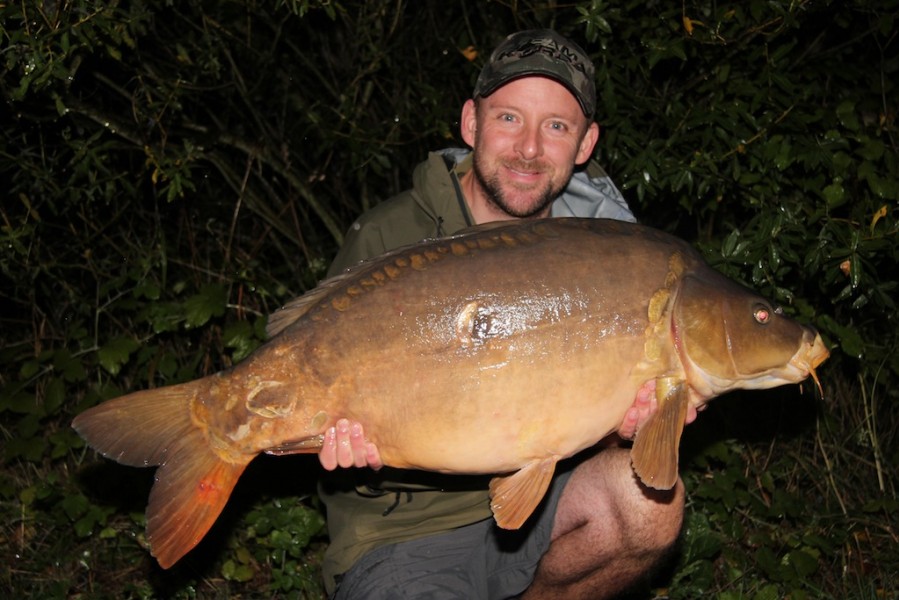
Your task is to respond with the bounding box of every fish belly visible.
[339,335,651,473]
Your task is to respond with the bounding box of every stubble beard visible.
[472,154,571,219]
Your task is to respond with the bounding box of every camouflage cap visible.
[473,29,596,118]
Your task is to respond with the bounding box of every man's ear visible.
[460,99,478,147]
[575,122,600,165]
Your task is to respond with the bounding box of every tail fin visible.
[72,380,248,568]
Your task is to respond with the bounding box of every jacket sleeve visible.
[326,219,390,277]
[326,185,444,277]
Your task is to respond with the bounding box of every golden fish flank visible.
[72,217,829,569]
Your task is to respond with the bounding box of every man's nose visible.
[514,123,542,160]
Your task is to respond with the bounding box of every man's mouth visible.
[504,160,546,180]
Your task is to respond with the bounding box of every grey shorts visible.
[331,469,572,600]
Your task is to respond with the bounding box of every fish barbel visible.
[72,218,829,568]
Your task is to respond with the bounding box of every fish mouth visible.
[789,331,829,395]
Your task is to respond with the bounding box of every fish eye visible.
[753,304,772,324]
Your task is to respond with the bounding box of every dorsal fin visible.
[266,237,446,338]
[265,271,356,338]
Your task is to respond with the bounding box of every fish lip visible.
[788,348,827,379]
[794,333,829,395]
[810,348,829,369]
[787,356,812,379]
[797,332,829,368]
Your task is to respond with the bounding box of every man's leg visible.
[521,447,684,600]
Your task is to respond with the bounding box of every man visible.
[316,30,687,599]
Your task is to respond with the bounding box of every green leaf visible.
[98,337,141,376]
[4,390,36,415]
[753,584,782,600]
[43,377,66,414]
[222,559,255,582]
[49,428,82,458]
[822,180,845,207]
[682,514,723,561]
[755,546,783,580]
[20,486,37,505]
[786,549,819,578]
[105,43,122,61]
[74,504,113,537]
[184,284,227,328]
[61,493,89,520]
[157,352,179,379]
[18,412,41,438]
[818,314,864,359]
[134,281,161,300]
[836,100,858,131]
[19,359,41,380]
[223,320,261,362]
[146,301,182,333]
[858,137,885,161]
[6,436,46,462]
[54,349,88,382]
[54,93,67,116]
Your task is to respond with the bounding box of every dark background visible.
[1,1,896,597]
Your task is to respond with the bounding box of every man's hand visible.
[318,418,383,471]
[616,380,699,441]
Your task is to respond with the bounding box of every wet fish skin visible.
[72,218,828,568]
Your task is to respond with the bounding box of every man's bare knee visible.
[557,448,684,544]
[524,450,685,599]
[625,475,685,553]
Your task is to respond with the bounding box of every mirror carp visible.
[73,217,829,568]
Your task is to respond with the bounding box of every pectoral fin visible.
[489,456,558,530]
[630,377,689,490]
[263,412,330,455]
[264,434,325,456]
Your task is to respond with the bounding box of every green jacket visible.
[321,148,634,595]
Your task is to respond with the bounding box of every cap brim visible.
[476,69,593,117]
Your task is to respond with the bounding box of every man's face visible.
[460,76,599,221]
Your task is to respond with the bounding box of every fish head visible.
[673,271,829,399]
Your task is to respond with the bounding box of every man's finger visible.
[335,418,354,468]
[319,425,338,470]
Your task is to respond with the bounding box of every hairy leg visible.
[521,448,684,600]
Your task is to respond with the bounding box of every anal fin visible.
[630,377,689,490]
[489,456,559,530]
